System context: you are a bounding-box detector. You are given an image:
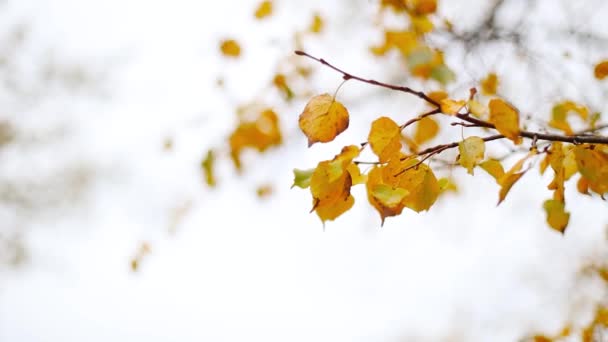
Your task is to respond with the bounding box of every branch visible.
[294,51,441,107]
[295,50,608,146]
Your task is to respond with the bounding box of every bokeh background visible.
[1,0,607,341]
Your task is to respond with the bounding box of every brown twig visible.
[295,50,608,146]
[294,50,441,107]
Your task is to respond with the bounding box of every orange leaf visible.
[220,39,241,57]
[299,94,349,147]
[368,117,402,162]
[594,60,608,80]
[489,98,522,144]
[413,0,437,15]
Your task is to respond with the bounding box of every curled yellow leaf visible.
[489,98,522,144]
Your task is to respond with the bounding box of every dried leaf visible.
[489,98,522,144]
[594,60,608,80]
[299,94,349,146]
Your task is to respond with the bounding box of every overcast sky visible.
[1,0,607,341]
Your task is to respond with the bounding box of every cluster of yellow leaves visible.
[372,0,454,85]
[229,108,282,170]
[295,113,446,224]
[539,143,575,232]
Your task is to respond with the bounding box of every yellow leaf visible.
[549,101,589,135]
[309,13,324,33]
[254,0,273,19]
[229,109,282,170]
[370,30,418,56]
[498,171,525,205]
[440,98,466,115]
[385,158,440,212]
[480,73,498,95]
[543,199,570,233]
[467,100,487,119]
[574,145,608,195]
[368,117,402,162]
[497,152,534,205]
[428,91,448,103]
[414,117,439,145]
[310,160,352,222]
[489,98,522,144]
[458,136,485,175]
[299,94,349,146]
[273,73,293,100]
[438,177,458,193]
[291,168,314,189]
[308,146,361,223]
[347,163,367,185]
[313,194,355,223]
[594,60,608,80]
[371,184,409,207]
[201,149,216,187]
[220,39,241,57]
[411,16,434,34]
[480,159,505,183]
[577,176,590,195]
[256,184,273,198]
[366,166,406,224]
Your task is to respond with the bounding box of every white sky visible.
[0,0,607,341]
